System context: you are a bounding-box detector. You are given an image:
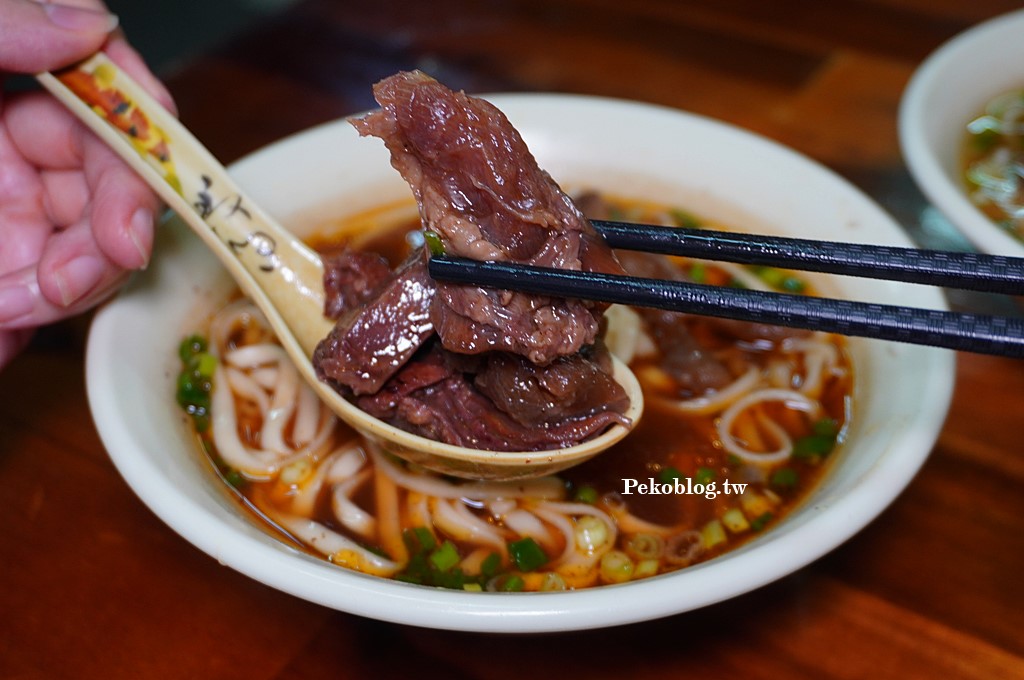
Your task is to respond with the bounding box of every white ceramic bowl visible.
[87,95,954,633]
[899,8,1024,257]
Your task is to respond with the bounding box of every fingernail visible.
[129,208,153,269]
[43,2,119,33]
[0,286,34,323]
[54,255,105,307]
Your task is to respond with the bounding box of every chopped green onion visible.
[574,485,598,504]
[813,417,839,437]
[509,537,548,572]
[194,352,217,378]
[739,490,775,518]
[701,519,727,549]
[750,512,774,532]
[751,266,807,293]
[462,583,483,592]
[781,276,806,293]
[599,550,635,584]
[770,467,800,489]
[670,209,701,229]
[721,507,750,533]
[688,262,707,283]
[574,515,611,553]
[633,559,660,579]
[480,552,501,579]
[624,533,664,561]
[422,230,445,256]
[658,466,682,484]
[694,466,716,486]
[539,572,567,591]
[403,526,437,554]
[178,334,207,362]
[429,540,460,572]
[176,337,216,433]
[500,575,525,592]
[222,469,246,490]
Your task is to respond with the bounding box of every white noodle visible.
[502,509,555,553]
[530,507,578,567]
[711,261,773,291]
[716,388,819,465]
[249,367,279,389]
[211,365,297,478]
[429,498,508,555]
[784,332,840,398]
[288,450,337,517]
[325,444,367,483]
[331,468,377,540]
[259,358,299,455]
[225,344,286,368]
[291,383,323,446]
[273,513,401,578]
[224,366,270,414]
[662,365,762,415]
[371,447,565,501]
[603,304,643,364]
[406,492,432,531]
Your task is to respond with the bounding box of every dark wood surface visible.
[3,1,1024,677]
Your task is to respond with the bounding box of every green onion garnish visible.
[423,230,445,256]
[694,466,716,486]
[429,541,460,572]
[509,537,548,572]
[658,466,682,484]
[770,468,799,488]
[574,485,598,504]
[750,512,774,532]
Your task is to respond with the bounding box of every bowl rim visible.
[87,92,955,633]
[898,8,1024,258]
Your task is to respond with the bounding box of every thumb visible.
[0,0,118,73]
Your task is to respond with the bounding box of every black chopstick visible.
[591,220,1024,295]
[427,256,1024,358]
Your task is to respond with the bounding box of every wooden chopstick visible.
[591,220,1024,295]
[423,225,1024,358]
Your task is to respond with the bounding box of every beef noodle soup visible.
[176,196,852,591]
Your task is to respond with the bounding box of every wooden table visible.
[3,1,1023,677]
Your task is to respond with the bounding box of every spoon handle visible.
[36,53,333,355]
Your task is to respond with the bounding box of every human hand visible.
[0,0,175,369]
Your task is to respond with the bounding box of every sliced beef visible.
[473,345,628,426]
[321,247,393,320]
[615,251,733,393]
[352,70,625,365]
[313,251,435,395]
[357,344,630,452]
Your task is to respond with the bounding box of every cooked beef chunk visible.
[321,247,393,320]
[352,70,625,365]
[313,251,435,395]
[615,251,732,393]
[473,345,628,427]
[356,343,630,451]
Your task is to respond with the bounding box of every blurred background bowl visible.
[899,8,1024,257]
